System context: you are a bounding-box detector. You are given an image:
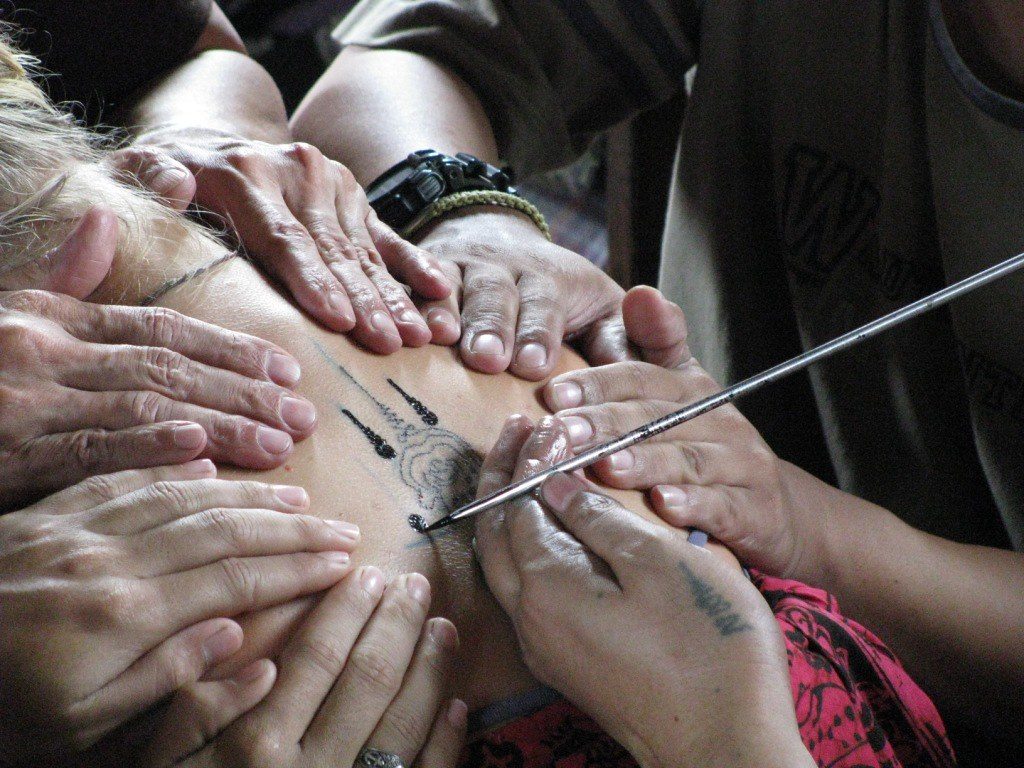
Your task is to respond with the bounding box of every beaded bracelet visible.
[409,190,552,241]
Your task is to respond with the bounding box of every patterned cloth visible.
[460,574,955,768]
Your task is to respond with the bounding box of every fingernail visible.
[257,426,293,455]
[267,352,301,387]
[147,165,189,192]
[327,520,361,541]
[202,625,241,665]
[516,342,547,370]
[656,485,687,512]
[181,458,216,477]
[317,551,350,566]
[329,291,355,325]
[426,308,457,330]
[541,472,583,513]
[233,659,271,685]
[609,450,635,471]
[172,423,207,450]
[404,572,431,606]
[470,332,504,357]
[399,309,425,327]
[448,699,469,728]
[281,397,317,432]
[551,381,583,409]
[360,566,385,598]
[561,416,594,445]
[274,485,308,507]
[428,618,459,650]
[371,310,399,337]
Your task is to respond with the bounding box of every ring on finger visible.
[356,747,406,768]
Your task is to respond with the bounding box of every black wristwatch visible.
[366,150,517,234]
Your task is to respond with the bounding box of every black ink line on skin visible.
[388,379,439,425]
[677,561,753,636]
[341,409,396,459]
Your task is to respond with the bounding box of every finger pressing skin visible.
[307,574,432,759]
[473,415,534,615]
[544,360,719,412]
[79,618,244,747]
[415,259,462,346]
[90,478,307,536]
[459,263,518,374]
[224,189,360,333]
[509,275,565,380]
[413,699,468,768]
[650,484,733,534]
[140,660,276,768]
[590,441,741,490]
[131,508,359,577]
[245,567,386,742]
[329,258,407,353]
[107,146,197,211]
[4,424,213,508]
[62,342,318,438]
[50,300,302,388]
[44,389,296,469]
[152,550,353,636]
[362,617,459,767]
[365,207,450,300]
[32,458,216,517]
[325,194,431,347]
[622,286,691,368]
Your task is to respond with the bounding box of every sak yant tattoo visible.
[678,561,753,637]
[315,344,483,531]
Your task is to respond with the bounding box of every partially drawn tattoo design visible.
[315,344,483,529]
[678,561,753,636]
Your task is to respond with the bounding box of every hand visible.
[414,209,631,379]
[0,287,316,511]
[146,569,466,768]
[109,134,451,352]
[473,416,812,768]
[541,290,819,581]
[0,462,357,762]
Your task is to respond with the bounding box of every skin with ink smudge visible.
[388,378,439,425]
[409,513,427,532]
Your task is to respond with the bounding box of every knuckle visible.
[283,141,324,171]
[204,507,256,552]
[268,217,314,250]
[347,646,403,692]
[162,640,204,690]
[143,345,192,395]
[381,704,429,747]
[145,480,200,514]
[94,580,142,628]
[74,472,125,504]
[67,430,114,474]
[129,390,166,423]
[233,726,287,765]
[218,557,263,605]
[294,637,348,678]
[141,307,187,347]
[57,545,109,577]
[674,443,707,481]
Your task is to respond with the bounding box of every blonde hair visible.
[0,28,223,296]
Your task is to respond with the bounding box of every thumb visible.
[108,146,196,211]
[622,285,690,368]
[0,206,118,297]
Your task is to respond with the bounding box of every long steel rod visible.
[421,251,1024,533]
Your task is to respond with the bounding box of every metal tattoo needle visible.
[419,251,1024,534]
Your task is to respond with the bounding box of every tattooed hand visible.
[473,416,814,768]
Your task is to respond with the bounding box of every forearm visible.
[786,462,1024,740]
[123,49,289,146]
[291,46,499,185]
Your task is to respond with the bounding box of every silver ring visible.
[356,748,405,768]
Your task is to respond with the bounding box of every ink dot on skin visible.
[409,514,427,533]
[341,408,396,460]
[388,378,439,425]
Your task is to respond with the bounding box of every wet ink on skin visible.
[315,343,483,532]
[409,514,427,533]
[388,379,439,425]
[341,408,397,459]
